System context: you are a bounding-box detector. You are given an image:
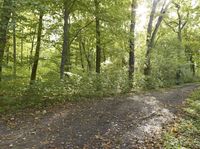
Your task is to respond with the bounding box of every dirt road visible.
[0,84,199,149]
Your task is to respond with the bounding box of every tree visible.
[128,0,137,87]
[12,1,17,78]
[144,0,170,76]
[0,0,13,81]
[60,0,77,79]
[164,1,189,46]
[60,0,70,79]
[30,11,44,83]
[0,0,200,97]
[94,0,101,74]
[164,1,194,80]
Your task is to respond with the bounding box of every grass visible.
[163,89,200,149]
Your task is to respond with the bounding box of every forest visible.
[0,0,200,148]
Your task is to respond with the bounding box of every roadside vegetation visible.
[163,89,200,149]
[0,0,200,131]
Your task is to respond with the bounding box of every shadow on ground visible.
[0,83,199,149]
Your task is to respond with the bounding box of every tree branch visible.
[150,0,171,44]
[68,0,78,12]
[163,19,178,33]
[181,12,189,30]
[69,20,94,45]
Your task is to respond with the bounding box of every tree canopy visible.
[0,0,200,101]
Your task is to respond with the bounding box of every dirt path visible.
[0,83,199,149]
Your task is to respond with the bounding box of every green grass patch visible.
[163,89,200,149]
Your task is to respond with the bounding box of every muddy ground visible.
[0,83,199,149]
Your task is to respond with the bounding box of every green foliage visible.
[163,89,200,149]
[0,0,200,114]
[0,69,129,114]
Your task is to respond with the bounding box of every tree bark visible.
[30,27,37,69]
[190,54,195,76]
[94,0,101,74]
[174,2,186,43]
[12,14,17,78]
[79,38,85,71]
[6,44,10,64]
[21,30,24,63]
[129,0,137,87]
[81,40,92,72]
[30,11,43,83]
[144,0,170,76]
[164,3,188,43]
[144,0,159,76]
[0,0,12,81]
[60,1,70,79]
[164,2,189,81]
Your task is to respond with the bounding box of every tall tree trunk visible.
[178,30,182,43]
[30,27,37,69]
[12,14,17,78]
[144,0,170,76]
[164,2,189,82]
[174,3,187,82]
[102,47,106,62]
[60,2,70,79]
[175,3,184,43]
[30,11,43,83]
[81,41,92,72]
[190,54,195,76]
[0,0,12,81]
[129,0,137,87]
[144,0,159,76]
[21,30,24,63]
[79,39,85,71]
[6,44,10,64]
[94,0,101,74]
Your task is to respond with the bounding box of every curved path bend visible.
[0,83,199,149]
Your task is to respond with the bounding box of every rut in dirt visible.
[0,83,199,149]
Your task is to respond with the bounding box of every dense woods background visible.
[0,0,200,112]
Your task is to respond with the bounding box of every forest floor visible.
[0,83,199,149]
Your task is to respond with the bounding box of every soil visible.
[0,83,199,149]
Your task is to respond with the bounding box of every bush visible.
[0,70,130,113]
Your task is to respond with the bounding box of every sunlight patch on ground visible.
[122,96,175,145]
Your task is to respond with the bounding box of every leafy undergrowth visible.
[0,72,198,115]
[163,89,200,149]
[0,72,130,114]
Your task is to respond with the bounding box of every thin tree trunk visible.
[164,2,189,82]
[0,0,12,81]
[174,3,188,82]
[30,11,43,83]
[12,14,17,78]
[60,2,70,79]
[30,27,37,69]
[79,39,85,71]
[129,0,137,87]
[189,54,195,76]
[164,3,188,44]
[6,44,10,64]
[75,50,78,66]
[94,0,101,74]
[102,47,106,62]
[82,41,92,72]
[21,30,24,63]
[175,3,183,43]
